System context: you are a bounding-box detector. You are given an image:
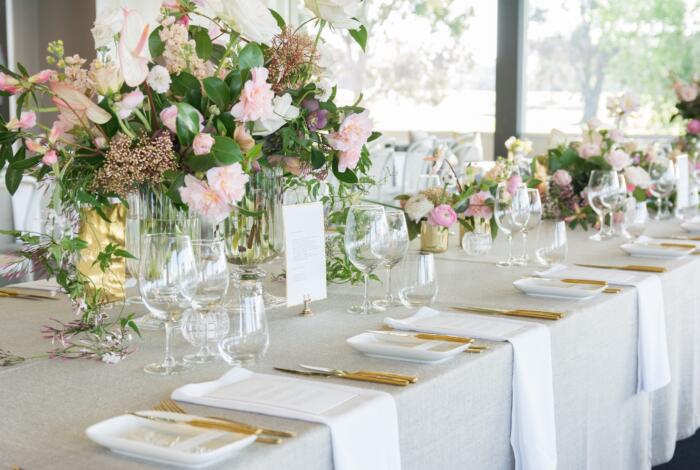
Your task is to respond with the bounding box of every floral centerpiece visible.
[0,0,375,363]
[671,77,700,161]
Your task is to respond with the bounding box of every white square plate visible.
[620,242,694,259]
[513,277,606,300]
[346,331,472,364]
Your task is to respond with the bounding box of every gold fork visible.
[154,399,294,442]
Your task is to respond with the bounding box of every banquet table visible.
[2,219,700,470]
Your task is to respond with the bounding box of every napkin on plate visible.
[636,235,700,247]
[385,308,556,470]
[172,367,401,470]
[538,264,670,392]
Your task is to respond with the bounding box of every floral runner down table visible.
[2,218,700,470]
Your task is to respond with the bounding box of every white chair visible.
[401,137,436,194]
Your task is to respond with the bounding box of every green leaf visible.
[9,155,41,170]
[0,144,10,171]
[15,93,25,118]
[225,70,243,99]
[171,72,200,97]
[238,206,263,217]
[311,148,326,169]
[174,102,201,148]
[148,26,165,57]
[185,153,218,172]
[211,135,242,165]
[166,172,187,204]
[216,113,235,136]
[332,157,358,184]
[269,8,286,29]
[367,131,381,142]
[5,168,22,195]
[238,43,263,71]
[192,27,213,60]
[348,24,367,52]
[202,77,231,110]
[16,62,28,77]
[210,44,227,63]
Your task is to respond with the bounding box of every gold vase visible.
[420,221,449,253]
[76,204,127,303]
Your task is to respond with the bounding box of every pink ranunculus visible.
[206,162,249,205]
[193,132,215,155]
[427,204,457,228]
[579,142,601,159]
[552,169,572,188]
[465,190,493,219]
[605,149,632,171]
[6,111,37,131]
[179,175,231,223]
[160,105,178,133]
[28,69,56,84]
[0,72,22,94]
[25,138,48,154]
[115,89,144,119]
[687,119,700,134]
[506,174,523,195]
[231,67,275,122]
[328,110,373,172]
[118,8,152,87]
[42,150,58,165]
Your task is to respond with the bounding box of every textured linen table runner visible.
[172,367,401,470]
[385,307,556,470]
[539,264,671,392]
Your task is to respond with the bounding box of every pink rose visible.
[464,190,493,219]
[605,149,631,171]
[687,119,700,134]
[0,72,21,94]
[179,175,231,223]
[231,67,275,122]
[28,69,56,84]
[160,105,179,133]
[506,174,523,195]
[328,110,373,172]
[42,150,58,165]
[206,162,249,205]
[193,132,215,155]
[427,204,457,228]
[6,111,37,131]
[579,143,601,159]
[552,169,572,187]
[115,90,145,119]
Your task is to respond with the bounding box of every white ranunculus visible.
[304,0,361,29]
[404,194,434,222]
[253,93,300,136]
[208,0,281,45]
[91,8,124,48]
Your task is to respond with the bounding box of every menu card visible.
[676,153,690,210]
[283,202,327,306]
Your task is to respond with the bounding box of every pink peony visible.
[605,149,632,171]
[193,132,215,155]
[6,111,37,131]
[0,72,21,94]
[328,110,373,172]
[206,163,249,205]
[28,69,55,84]
[552,169,572,187]
[42,150,58,165]
[231,67,275,122]
[179,175,231,223]
[506,174,523,195]
[687,119,700,134]
[579,143,601,159]
[464,190,493,219]
[427,204,457,228]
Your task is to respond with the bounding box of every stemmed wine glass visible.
[649,158,677,220]
[183,239,229,365]
[605,173,629,238]
[587,170,616,241]
[516,188,542,265]
[345,205,387,315]
[494,183,530,267]
[373,209,410,309]
[138,234,198,375]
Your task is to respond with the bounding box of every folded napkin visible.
[637,235,700,248]
[385,308,556,470]
[172,368,401,470]
[539,265,670,392]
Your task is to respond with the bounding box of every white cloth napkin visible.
[172,368,401,470]
[385,308,557,470]
[637,235,700,247]
[539,264,670,392]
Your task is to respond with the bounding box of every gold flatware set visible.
[575,263,667,273]
[533,277,623,294]
[367,329,488,353]
[0,288,59,301]
[274,364,417,386]
[451,305,564,321]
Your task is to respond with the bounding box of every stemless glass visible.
[625,200,649,237]
[373,209,410,309]
[494,183,530,267]
[139,234,198,375]
[398,251,438,307]
[516,188,542,264]
[183,239,229,365]
[218,279,269,365]
[587,170,615,241]
[535,221,568,266]
[649,158,677,220]
[345,205,387,315]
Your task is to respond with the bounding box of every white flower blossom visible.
[203,0,281,45]
[304,0,361,29]
[253,93,300,136]
[91,8,123,49]
[147,65,171,94]
[101,352,122,364]
[404,194,434,222]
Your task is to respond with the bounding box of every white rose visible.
[624,166,651,189]
[91,8,123,48]
[304,0,361,29]
[253,93,299,136]
[404,194,434,222]
[208,0,281,45]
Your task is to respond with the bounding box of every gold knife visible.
[367,330,473,344]
[273,367,410,386]
[130,412,262,436]
[451,305,563,320]
[575,263,667,273]
[0,288,59,300]
[669,235,700,241]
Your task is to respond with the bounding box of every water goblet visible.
[373,209,410,309]
[494,183,530,267]
[649,158,677,220]
[587,170,616,240]
[516,188,542,264]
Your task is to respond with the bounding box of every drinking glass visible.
[124,214,143,306]
[218,279,269,365]
[587,170,616,241]
[516,188,542,264]
[535,221,568,266]
[624,200,649,237]
[398,251,438,307]
[494,183,530,267]
[373,209,410,309]
[181,306,229,359]
[605,173,629,238]
[139,234,198,375]
[183,239,229,365]
[649,158,677,220]
[344,205,387,315]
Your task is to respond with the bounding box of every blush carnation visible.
[206,162,249,205]
[179,175,231,223]
[328,110,373,172]
[687,119,700,135]
[231,67,275,122]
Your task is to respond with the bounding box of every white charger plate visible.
[346,332,472,364]
[620,242,695,259]
[86,411,256,468]
[513,277,606,300]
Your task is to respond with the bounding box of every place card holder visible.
[299,294,313,316]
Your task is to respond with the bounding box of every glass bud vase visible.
[420,221,449,253]
[461,217,493,256]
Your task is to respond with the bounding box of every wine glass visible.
[344,205,387,315]
[373,209,410,309]
[494,183,530,267]
[138,234,198,375]
[183,239,229,365]
[516,188,542,264]
[398,251,438,307]
[649,158,677,220]
[535,221,568,266]
[603,173,629,238]
[587,170,615,241]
